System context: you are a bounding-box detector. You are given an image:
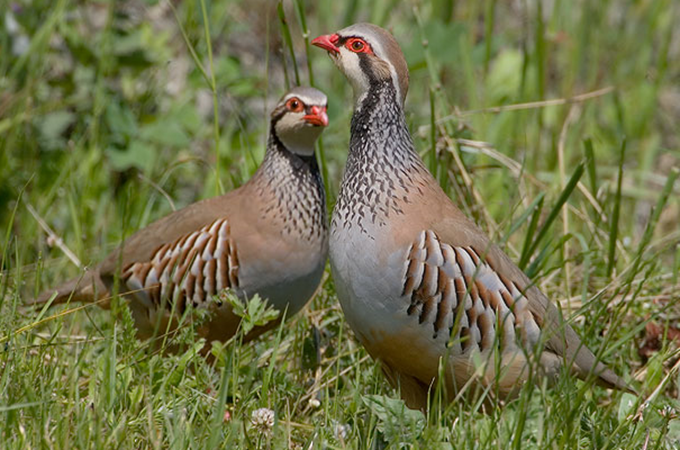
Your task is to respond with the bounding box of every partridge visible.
[34,87,329,346]
[312,24,632,409]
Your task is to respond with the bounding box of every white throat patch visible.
[275,114,322,157]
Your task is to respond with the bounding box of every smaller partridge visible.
[34,87,329,347]
[312,24,633,409]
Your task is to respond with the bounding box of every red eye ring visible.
[286,97,304,112]
[346,38,370,54]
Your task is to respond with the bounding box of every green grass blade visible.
[519,194,545,269]
[627,167,679,283]
[294,0,314,86]
[502,192,545,245]
[583,138,598,199]
[198,0,222,195]
[520,162,585,270]
[607,139,626,277]
[278,1,300,87]
[483,0,497,74]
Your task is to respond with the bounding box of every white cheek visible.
[337,48,370,100]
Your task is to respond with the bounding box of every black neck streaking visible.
[333,80,426,235]
[250,129,327,242]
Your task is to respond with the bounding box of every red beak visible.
[303,106,329,127]
[311,34,340,54]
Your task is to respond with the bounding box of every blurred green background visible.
[1,0,679,448]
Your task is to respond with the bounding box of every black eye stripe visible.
[336,35,363,47]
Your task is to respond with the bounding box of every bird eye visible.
[286,98,303,112]
[347,38,367,53]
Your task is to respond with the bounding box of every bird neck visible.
[265,129,319,169]
[249,131,327,242]
[349,79,422,168]
[333,80,427,232]
[274,127,320,157]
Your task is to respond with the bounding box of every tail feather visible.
[559,327,637,395]
[589,359,637,395]
[29,271,109,307]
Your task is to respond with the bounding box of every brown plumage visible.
[33,87,330,347]
[313,23,633,409]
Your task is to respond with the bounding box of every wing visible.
[122,217,240,313]
[32,192,244,309]
[402,228,633,393]
[402,230,541,355]
[98,190,245,277]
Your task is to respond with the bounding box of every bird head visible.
[271,87,328,157]
[312,23,409,106]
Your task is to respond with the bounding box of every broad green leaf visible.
[36,111,75,151]
[140,120,191,148]
[222,292,279,335]
[106,141,156,171]
[363,394,425,447]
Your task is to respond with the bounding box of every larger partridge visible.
[35,87,329,347]
[312,24,632,409]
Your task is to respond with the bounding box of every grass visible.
[1,0,680,448]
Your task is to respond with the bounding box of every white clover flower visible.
[660,405,678,420]
[251,407,275,435]
[333,420,350,441]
